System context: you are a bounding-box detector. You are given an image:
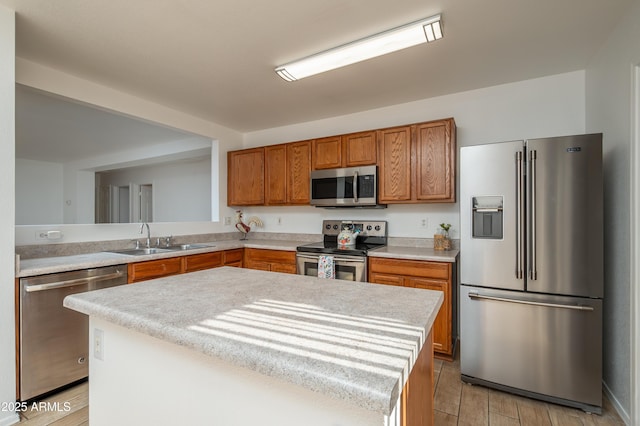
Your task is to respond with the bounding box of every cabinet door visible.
[223,249,244,267]
[128,257,183,283]
[183,252,223,273]
[415,119,456,202]
[265,144,288,205]
[377,126,413,202]
[343,131,376,167]
[410,277,451,355]
[244,248,297,272]
[271,263,298,274]
[227,148,265,206]
[287,141,311,204]
[312,136,342,170]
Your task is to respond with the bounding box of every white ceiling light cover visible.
[276,14,443,82]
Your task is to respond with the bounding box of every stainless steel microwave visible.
[310,165,382,207]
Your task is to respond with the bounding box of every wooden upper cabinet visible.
[312,132,377,170]
[287,141,311,204]
[228,147,265,206]
[343,131,376,167]
[377,126,413,202]
[378,118,456,204]
[265,144,288,205]
[312,136,342,170]
[415,119,456,202]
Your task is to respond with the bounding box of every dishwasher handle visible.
[468,292,595,311]
[25,270,125,293]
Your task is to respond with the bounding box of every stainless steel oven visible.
[310,165,381,207]
[296,220,387,282]
[296,253,367,282]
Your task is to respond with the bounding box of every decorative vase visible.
[434,230,451,251]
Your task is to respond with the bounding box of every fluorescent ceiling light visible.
[275,14,443,82]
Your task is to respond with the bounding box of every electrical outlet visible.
[421,218,429,228]
[224,216,231,226]
[94,328,104,360]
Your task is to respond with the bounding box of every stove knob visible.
[325,224,332,230]
[366,225,372,231]
[374,225,381,231]
[333,225,339,230]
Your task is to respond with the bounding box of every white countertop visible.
[64,267,443,416]
[370,246,459,262]
[17,239,457,277]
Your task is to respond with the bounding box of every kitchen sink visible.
[164,243,216,251]
[107,247,175,256]
[106,244,216,256]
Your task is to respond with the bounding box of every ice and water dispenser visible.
[472,196,503,239]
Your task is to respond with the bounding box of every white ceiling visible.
[3,0,634,150]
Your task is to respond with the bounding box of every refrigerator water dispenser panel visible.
[472,196,503,239]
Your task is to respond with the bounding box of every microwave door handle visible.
[353,171,358,202]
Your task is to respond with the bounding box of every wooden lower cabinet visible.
[244,248,297,274]
[368,257,455,359]
[129,248,245,283]
[223,248,243,267]
[128,257,183,283]
[183,251,224,273]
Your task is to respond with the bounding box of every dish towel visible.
[317,255,335,279]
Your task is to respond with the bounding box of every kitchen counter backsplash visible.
[15,231,457,260]
[15,232,320,260]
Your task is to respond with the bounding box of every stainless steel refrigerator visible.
[459,133,603,413]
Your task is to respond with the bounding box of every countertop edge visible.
[19,241,459,277]
[63,268,444,416]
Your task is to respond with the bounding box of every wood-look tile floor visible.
[434,354,625,426]
[16,358,626,426]
[18,382,88,426]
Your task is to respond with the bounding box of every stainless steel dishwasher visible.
[18,265,127,401]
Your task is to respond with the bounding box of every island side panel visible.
[402,329,434,426]
[88,318,387,426]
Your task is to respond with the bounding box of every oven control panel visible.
[321,220,387,238]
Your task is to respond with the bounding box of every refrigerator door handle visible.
[529,149,538,280]
[516,151,524,279]
[467,292,594,311]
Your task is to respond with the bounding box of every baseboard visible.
[0,412,20,426]
[603,381,631,425]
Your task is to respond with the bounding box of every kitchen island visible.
[64,267,443,426]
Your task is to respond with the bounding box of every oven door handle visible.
[296,253,366,263]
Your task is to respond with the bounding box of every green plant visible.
[439,223,451,232]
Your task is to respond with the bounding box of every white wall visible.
[0,6,18,426]
[244,71,586,238]
[15,158,63,225]
[15,60,244,245]
[585,1,640,423]
[97,157,212,222]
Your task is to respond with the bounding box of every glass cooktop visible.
[296,241,385,256]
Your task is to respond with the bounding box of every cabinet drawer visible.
[244,248,296,264]
[369,257,451,280]
[369,272,405,287]
[183,252,223,273]
[128,257,183,283]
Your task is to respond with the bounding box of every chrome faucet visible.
[139,223,151,248]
